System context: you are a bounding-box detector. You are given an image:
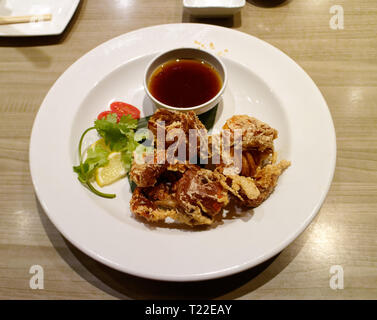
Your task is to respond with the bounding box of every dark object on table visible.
[248,0,288,8]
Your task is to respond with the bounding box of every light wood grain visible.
[0,0,376,300]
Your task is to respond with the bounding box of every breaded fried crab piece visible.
[130,168,229,226]
[130,156,199,188]
[223,115,278,152]
[237,160,291,208]
[148,109,208,158]
[175,168,229,217]
[129,162,167,187]
[148,109,206,138]
[130,187,214,226]
[216,171,261,203]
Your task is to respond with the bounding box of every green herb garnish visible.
[73,113,140,198]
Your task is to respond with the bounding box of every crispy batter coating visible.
[148,109,207,146]
[175,168,229,217]
[130,187,203,225]
[148,109,206,135]
[223,115,278,152]
[130,159,198,188]
[237,160,291,208]
[216,152,290,208]
[130,109,209,188]
[130,168,228,226]
[130,187,213,225]
[130,110,290,226]
[129,162,167,187]
[217,172,260,202]
[211,115,287,208]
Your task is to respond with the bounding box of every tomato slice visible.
[110,101,140,120]
[97,110,113,120]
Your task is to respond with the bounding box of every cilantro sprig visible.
[73,113,140,199]
[94,113,137,151]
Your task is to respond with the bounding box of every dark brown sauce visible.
[148,59,222,108]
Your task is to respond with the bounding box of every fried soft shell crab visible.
[129,109,290,226]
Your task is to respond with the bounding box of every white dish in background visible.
[0,0,80,36]
[183,0,245,16]
[29,23,336,281]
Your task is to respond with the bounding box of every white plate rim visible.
[29,23,336,281]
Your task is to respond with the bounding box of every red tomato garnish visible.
[97,110,113,120]
[110,101,140,120]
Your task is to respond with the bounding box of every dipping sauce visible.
[148,59,222,108]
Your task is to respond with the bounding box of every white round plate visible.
[30,24,336,281]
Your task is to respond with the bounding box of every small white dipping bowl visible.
[144,47,227,115]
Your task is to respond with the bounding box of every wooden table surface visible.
[0,0,376,300]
